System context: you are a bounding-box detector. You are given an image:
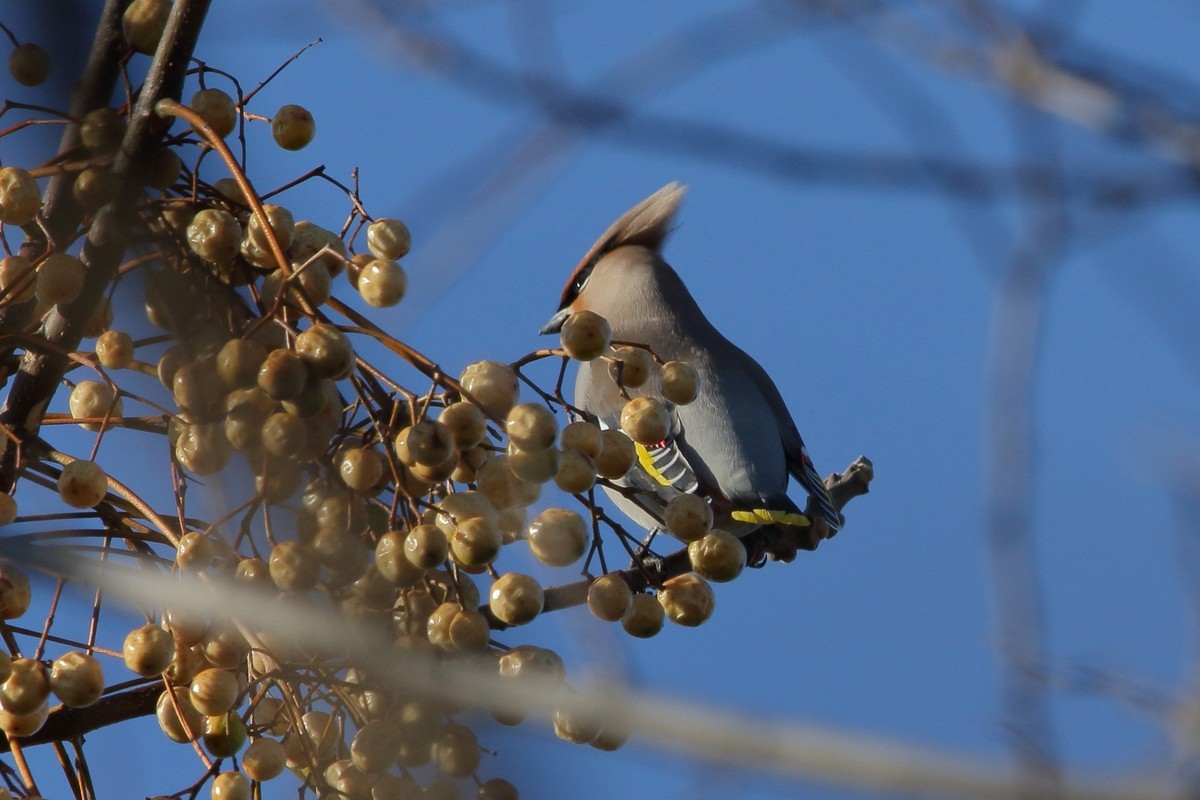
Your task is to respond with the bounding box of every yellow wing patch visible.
[731,509,812,527]
[635,442,675,487]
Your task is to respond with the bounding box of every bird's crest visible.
[587,181,686,257]
[557,182,687,310]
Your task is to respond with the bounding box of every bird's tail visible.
[798,447,841,532]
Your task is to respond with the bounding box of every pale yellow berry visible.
[527,508,587,567]
[8,43,50,87]
[269,541,319,591]
[592,720,631,752]
[211,178,242,204]
[0,700,48,737]
[261,411,306,458]
[374,531,425,588]
[621,593,665,638]
[122,0,169,54]
[295,322,354,379]
[660,360,701,405]
[0,255,36,303]
[69,380,122,432]
[498,645,565,683]
[0,166,41,225]
[507,442,560,485]
[174,421,231,476]
[432,723,480,777]
[0,563,29,619]
[404,524,448,570]
[505,402,557,452]
[211,771,250,800]
[620,396,669,445]
[476,456,539,510]
[189,667,239,715]
[338,447,384,492]
[174,356,225,419]
[366,218,412,260]
[435,490,499,532]
[664,493,713,542]
[35,253,84,305]
[290,221,346,275]
[176,531,216,572]
[242,737,286,781]
[191,88,238,138]
[449,516,502,567]
[560,310,611,361]
[57,459,108,508]
[357,258,406,307]
[688,529,746,582]
[187,208,241,264]
[73,166,116,210]
[608,345,654,388]
[246,203,295,252]
[587,573,632,622]
[658,573,715,626]
[351,719,401,774]
[165,606,208,647]
[554,447,596,494]
[216,339,268,389]
[396,420,455,468]
[271,104,315,150]
[561,419,603,458]
[594,429,636,478]
[80,108,124,153]
[124,623,174,676]
[489,573,543,626]
[459,360,519,418]
[425,601,459,650]
[448,608,490,653]
[0,658,48,714]
[257,349,307,401]
[95,330,134,369]
[202,711,247,758]
[439,401,487,450]
[554,691,602,745]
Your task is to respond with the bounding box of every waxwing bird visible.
[540,183,842,542]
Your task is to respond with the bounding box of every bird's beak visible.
[540,307,570,335]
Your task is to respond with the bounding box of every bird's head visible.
[540,182,687,335]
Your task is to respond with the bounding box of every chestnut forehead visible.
[556,247,603,310]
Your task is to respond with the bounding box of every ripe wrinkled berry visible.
[560,310,611,361]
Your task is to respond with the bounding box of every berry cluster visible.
[0,6,868,800]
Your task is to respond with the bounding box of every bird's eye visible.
[563,259,595,304]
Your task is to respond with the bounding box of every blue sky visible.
[5,1,1200,798]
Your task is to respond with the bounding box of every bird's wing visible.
[736,349,842,531]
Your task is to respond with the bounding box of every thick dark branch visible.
[0,0,127,363]
[0,686,158,753]
[0,0,212,491]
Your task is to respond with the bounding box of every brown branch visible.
[0,686,159,754]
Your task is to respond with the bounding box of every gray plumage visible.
[542,183,840,537]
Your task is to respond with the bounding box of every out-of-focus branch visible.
[0,545,1186,800]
